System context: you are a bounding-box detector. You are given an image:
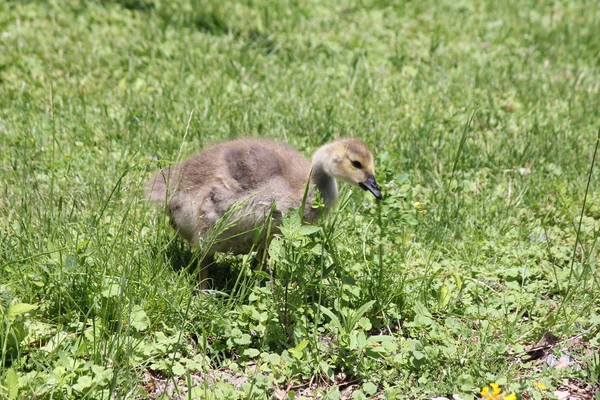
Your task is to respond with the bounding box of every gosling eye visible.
[351,160,362,169]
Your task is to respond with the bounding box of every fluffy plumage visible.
[145,138,381,256]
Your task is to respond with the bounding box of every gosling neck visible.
[311,147,339,209]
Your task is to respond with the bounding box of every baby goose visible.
[145,138,381,273]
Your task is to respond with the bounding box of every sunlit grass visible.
[1,0,599,398]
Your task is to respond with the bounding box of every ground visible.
[1,0,599,399]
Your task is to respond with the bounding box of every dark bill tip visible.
[359,175,382,200]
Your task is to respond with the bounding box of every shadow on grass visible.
[164,238,242,291]
[101,0,155,12]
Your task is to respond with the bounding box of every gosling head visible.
[314,138,382,199]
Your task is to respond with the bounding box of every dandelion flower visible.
[503,393,516,400]
[481,387,490,397]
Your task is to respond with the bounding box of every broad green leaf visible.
[367,335,398,352]
[268,353,281,364]
[41,331,69,352]
[310,243,325,255]
[231,328,243,337]
[362,382,377,395]
[130,305,150,332]
[411,350,426,360]
[8,303,38,322]
[4,368,18,400]
[438,285,451,309]
[452,272,463,291]
[366,335,396,344]
[243,348,260,358]
[347,331,357,350]
[412,301,432,318]
[357,317,372,331]
[171,362,186,376]
[91,365,112,382]
[319,361,334,381]
[280,213,302,238]
[297,225,321,236]
[365,347,388,358]
[348,300,375,331]
[293,339,309,352]
[72,375,94,392]
[457,373,474,391]
[289,339,309,360]
[101,282,121,298]
[319,306,343,332]
[411,301,433,327]
[268,237,284,261]
[356,331,367,349]
[234,334,252,346]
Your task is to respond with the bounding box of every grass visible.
[1,0,600,398]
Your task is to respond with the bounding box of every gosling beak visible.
[359,174,382,200]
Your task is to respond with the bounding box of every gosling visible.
[145,138,381,277]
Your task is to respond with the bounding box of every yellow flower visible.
[482,383,512,400]
[534,382,547,391]
[490,383,501,397]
